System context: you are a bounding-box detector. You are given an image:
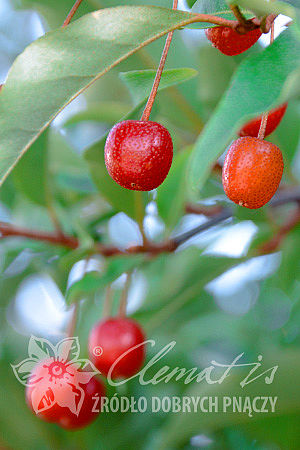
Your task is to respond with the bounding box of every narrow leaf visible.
[119,68,198,105]
[0,6,200,185]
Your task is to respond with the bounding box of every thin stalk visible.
[66,258,89,337]
[63,0,84,27]
[229,4,248,27]
[141,0,179,121]
[258,21,275,140]
[103,285,113,318]
[119,272,132,317]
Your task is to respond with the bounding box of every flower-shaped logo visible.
[11,335,99,416]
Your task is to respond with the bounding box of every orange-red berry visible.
[205,26,262,56]
[222,137,284,209]
[104,120,173,191]
[239,103,288,138]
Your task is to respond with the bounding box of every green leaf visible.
[12,0,94,28]
[136,248,240,320]
[186,0,198,7]
[197,45,237,116]
[66,254,144,304]
[156,147,192,230]
[64,102,130,126]
[272,101,300,165]
[0,6,206,186]
[12,130,48,206]
[188,28,300,191]
[230,0,298,19]
[119,68,198,105]
[158,350,300,448]
[193,0,237,15]
[192,0,253,21]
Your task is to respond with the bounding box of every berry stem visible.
[63,0,84,27]
[141,0,178,121]
[229,4,248,27]
[66,257,90,336]
[119,272,132,317]
[138,48,203,133]
[103,285,113,318]
[45,180,64,237]
[257,113,269,140]
[258,21,275,140]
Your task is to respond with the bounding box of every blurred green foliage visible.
[0,0,299,449]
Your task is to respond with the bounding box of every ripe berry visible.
[57,377,105,430]
[88,317,146,379]
[222,137,284,209]
[205,26,262,56]
[104,120,173,191]
[26,358,105,430]
[239,103,288,138]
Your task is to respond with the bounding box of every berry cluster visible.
[207,26,285,209]
[26,317,145,430]
[103,24,285,210]
[26,12,285,433]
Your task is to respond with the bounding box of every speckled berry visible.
[104,120,173,191]
[205,26,262,56]
[239,103,288,138]
[222,137,284,209]
[88,317,146,379]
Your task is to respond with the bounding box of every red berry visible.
[26,358,65,423]
[88,317,146,379]
[205,26,262,56]
[57,377,105,430]
[239,103,288,138]
[26,358,105,430]
[222,137,284,209]
[104,120,173,191]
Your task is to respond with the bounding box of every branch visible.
[0,211,230,257]
[1,192,299,258]
[258,206,300,254]
[0,222,120,256]
[173,208,232,247]
[185,203,224,216]
[269,187,300,207]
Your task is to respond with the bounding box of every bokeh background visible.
[0,0,299,449]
